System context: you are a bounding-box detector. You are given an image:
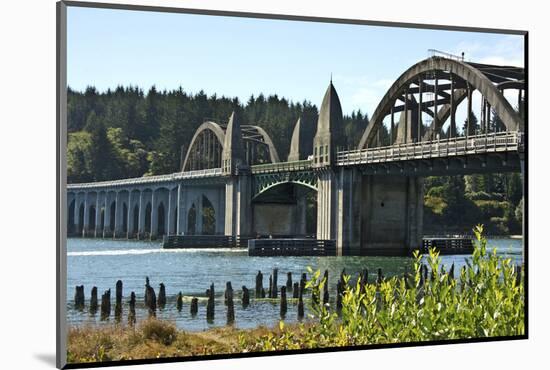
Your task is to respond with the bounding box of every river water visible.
[67,237,523,331]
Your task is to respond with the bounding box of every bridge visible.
[67,56,525,255]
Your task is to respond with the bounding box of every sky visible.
[67,6,524,117]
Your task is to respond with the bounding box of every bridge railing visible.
[336,131,523,166]
[67,167,223,190]
[251,159,312,174]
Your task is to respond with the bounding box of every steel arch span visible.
[358,56,525,149]
[182,120,281,171]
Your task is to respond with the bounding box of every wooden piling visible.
[268,275,273,298]
[360,269,368,292]
[377,268,384,284]
[515,264,522,287]
[404,267,412,289]
[100,289,111,320]
[206,283,215,322]
[292,282,299,299]
[90,286,98,314]
[286,272,292,291]
[144,276,150,305]
[128,291,136,325]
[242,286,250,307]
[115,280,123,307]
[449,263,455,280]
[255,270,263,297]
[226,282,235,324]
[261,288,266,298]
[158,283,166,309]
[176,292,183,311]
[323,270,329,305]
[74,285,85,309]
[423,264,428,282]
[190,297,198,316]
[272,268,278,299]
[301,273,307,292]
[280,286,287,318]
[146,285,157,316]
[115,280,123,320]
[297,287,304,320]
[336,280,343,311]
[225,282,233,305]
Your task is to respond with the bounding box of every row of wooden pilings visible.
[73,267,379,326]
[75,262,512,327]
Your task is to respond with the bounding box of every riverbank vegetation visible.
[67,227,524,363]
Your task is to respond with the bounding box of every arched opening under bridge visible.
[145,203,152,235]
[187,204,196,235]
[251,182,317,237]
[132,205,139,235]
[68,200,75,234]
[157,203,165,236]
[78,203,84,235]
[202,195,216,235]
[122,203,128,234]
[88,205,96,231]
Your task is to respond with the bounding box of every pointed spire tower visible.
[288,117,313,162]
[313,81,344,167]
[222,111,247,174]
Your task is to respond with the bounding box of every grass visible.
[67,318,287,363]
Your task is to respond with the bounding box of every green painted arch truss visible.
[252,171,318,199]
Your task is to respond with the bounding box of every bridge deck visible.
[67,168,223,190]
[68,132,524,191]
[336,131,523,167]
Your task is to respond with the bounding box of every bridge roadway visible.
[67,131,523,192]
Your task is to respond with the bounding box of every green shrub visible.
[466,191,504,201]
[252,226,524,350]
[424,196,447,215]
[475,200,509,219]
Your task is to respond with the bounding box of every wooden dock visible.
[163,235,237,249]
[421,236,474,254]
[248,238,336,256]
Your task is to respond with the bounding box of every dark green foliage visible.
[68,86,361,182]
[425,173,523,235]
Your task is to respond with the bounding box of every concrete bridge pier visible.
[137,191,146,240]
[94,193,102,238]
[360,175,424,254]
[102,192,112,239]
[335,167,363,255]
[316,170,337,243]
[224,174,252,239]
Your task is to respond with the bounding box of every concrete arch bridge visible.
[67,56,525,255]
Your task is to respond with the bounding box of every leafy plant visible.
[250,225,524,351]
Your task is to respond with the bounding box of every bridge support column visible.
[296,187,308,236]
[316,170,338,242]
[176,185,186,235]
[360,175,423,254]
[137,191,145,239]
[225,174,252,240]
[82,193,89,238]
[167,187,175,235]
[94,194,102,237]
[150,190,158,240]
[114,191,123,238]
[127,191,135,239]
[103,193,110,238]
[336,168,363,255]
